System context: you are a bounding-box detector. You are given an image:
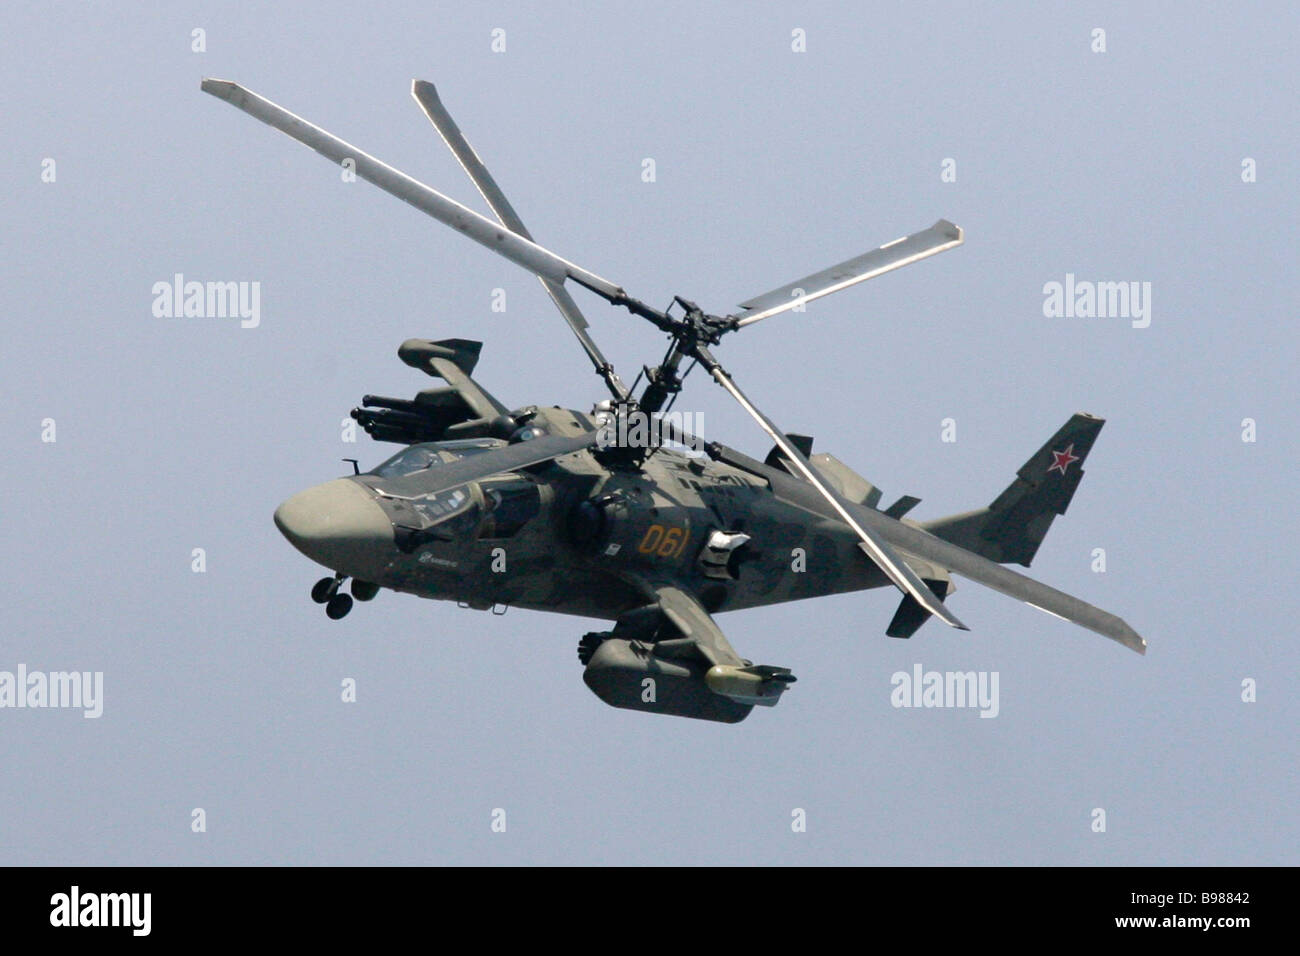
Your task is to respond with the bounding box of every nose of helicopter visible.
[273,479,392,579]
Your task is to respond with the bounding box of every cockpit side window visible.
[477,478,541,539]
[391,484,480,553]
[412,486,473,525]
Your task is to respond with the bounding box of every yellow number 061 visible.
[637,524,689,558]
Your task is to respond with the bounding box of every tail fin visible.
[921,413,1105,567]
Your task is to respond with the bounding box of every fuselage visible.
[273,405,891,621]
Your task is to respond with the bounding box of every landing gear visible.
[310,574,377,619]
[311,577,339,604]
[326,592,354,620]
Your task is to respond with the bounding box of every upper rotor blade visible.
[734,219,964,326]
[200,79,625,301]
[410,79,627,399]
[693,346,968,631]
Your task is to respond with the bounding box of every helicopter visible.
[201,77,1145,723]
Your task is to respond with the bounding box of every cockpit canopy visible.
[370,438,507,478]
[369,440,543,550]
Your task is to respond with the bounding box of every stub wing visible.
[652,586,745,667]
[580,585,796,722]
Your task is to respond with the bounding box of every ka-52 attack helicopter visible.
[202,77,1146,723]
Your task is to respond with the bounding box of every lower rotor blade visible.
[694,345,968,631]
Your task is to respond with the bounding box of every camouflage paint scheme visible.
[273,346,1136,723]
[202,78,1145,723]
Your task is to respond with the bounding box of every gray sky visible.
[2,1,1296,865]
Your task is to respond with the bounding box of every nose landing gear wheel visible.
[351,580,380,602]
[326,592,354,620]
[311,577,339,604]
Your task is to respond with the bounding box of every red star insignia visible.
[1047,443,1080,475]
